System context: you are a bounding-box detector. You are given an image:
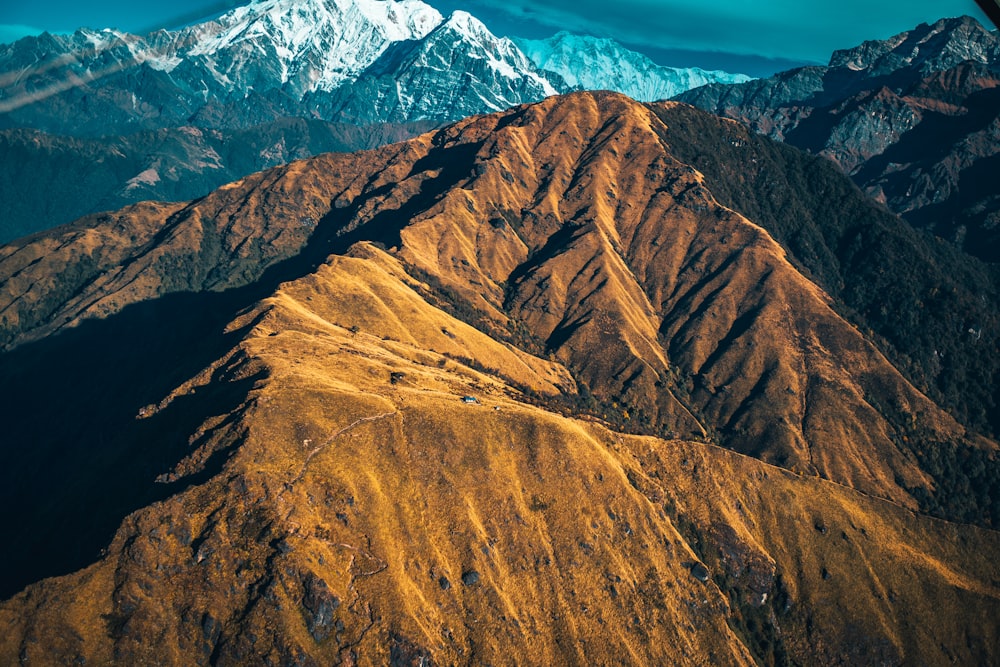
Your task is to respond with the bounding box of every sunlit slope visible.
[0,92,991,517]
[2,244,997,665]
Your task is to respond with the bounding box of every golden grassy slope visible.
[2,91,999,664]
[2,241,998,665]
[0,91,991,520]
[358,92,975,505]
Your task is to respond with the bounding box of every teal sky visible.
[0,0,992,75]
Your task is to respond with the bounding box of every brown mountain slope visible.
[2,242,998,665]
[0,92,991,512]
[1,91,999,663]
[646,101,1000,444]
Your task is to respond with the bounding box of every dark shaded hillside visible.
[0,151,442,597]
[650,102,1000,439]
[0,118,435,244]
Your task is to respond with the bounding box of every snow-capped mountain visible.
[514,32,753,102]
[0,0,567,133]
[174,0,443,97]
[321,11,564,123]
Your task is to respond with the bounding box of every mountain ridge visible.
[1,90,993,511]
[0,92,998,665]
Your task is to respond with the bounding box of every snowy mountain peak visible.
[182,0,444,93]
[432,11,561,98]
[441,10,485,35]
[514,32,753,102]
[218,0,442,43]
[323,6,565,124]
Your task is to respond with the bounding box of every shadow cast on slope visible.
[0,291,256,600]
[0,142,481,599]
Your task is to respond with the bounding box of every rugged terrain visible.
[678,16,1000,261]
[1,91,998,664]
[0,0,751,242]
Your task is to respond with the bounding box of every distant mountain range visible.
[0,0,750,243]
[678,16,1000,261]
[0,3,549,143]
[515,32,752,102]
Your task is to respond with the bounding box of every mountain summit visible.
[178,0,444,96]
[317,10,562,124]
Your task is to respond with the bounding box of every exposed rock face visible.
[677,16,1000,261]
[0,92,998,665]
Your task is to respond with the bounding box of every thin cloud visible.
[0,32,153,112]
[0,60,133,113]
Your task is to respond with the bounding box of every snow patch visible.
[124,168,161,190]
[184,0,443,92]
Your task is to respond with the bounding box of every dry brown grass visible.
[2,92,998,665]
[3,228,998,665]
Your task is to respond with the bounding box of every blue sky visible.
[0,0,992,75]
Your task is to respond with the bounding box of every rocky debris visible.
[708,524,776,608]
[389,633,434,667]
[690,562,710,582]
[301,572,341,642]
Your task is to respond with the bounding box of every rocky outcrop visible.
[677,16,1000,261]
